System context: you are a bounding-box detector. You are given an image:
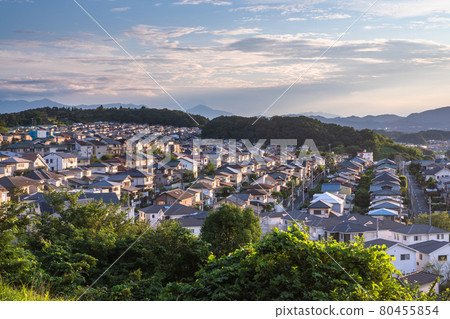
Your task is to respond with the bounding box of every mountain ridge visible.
[0,99,232,119]
[304,106,450,132]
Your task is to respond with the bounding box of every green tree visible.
[201,161,216,175]
[0,202,38,285]
[80,221,211,301]
[425,177,437,189]
[200,204,261,257]
[183,170,195,183]
[415,211,450,232]
[165,226,445,301]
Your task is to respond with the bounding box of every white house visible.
[409,240,450,280]
[311,192,345,214]
[424,167,450,183]
[44,153,78,171]
[75,140,94,158]
[365,239,417,275]
[391,224,450,245]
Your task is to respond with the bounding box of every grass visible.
[0,281,63,301]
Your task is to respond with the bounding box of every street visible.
[407,172,428,218]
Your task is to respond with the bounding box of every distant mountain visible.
[187,105,233,119]
[283,111,339,118]
[0,99,146,114]
[0,100,231,119]
[0,99,67,113]
[307,107,450,132]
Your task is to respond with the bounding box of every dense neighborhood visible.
[1,122,450,297]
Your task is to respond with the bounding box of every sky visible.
[1,0,450,117]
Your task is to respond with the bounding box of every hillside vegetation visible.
[201,116,424,160]
[377,130,450,145]
[0,106,207,128]
[0,107,424,160]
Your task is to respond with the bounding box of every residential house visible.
[138,203,201,227]
[154,188,195,206]
[409,240,450,279]
[365,239,417,275]
[44,153,78,171]
[20,153,48,170]
[391,224,450,245]
[399,271,442,294]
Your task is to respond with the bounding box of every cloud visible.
[110,7,130,13]
[286,17,307,21]
[312,13,351,20]
[231,0,325,15]
[346,0,450,18]
[123,24,204,48]
[210,27,261,36]
[173,0,232,5]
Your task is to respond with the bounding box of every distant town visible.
[0,120,449,297]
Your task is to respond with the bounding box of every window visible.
[438,255,447,262]
[313,210,322,215]
[419,254,423,260]
[403,236,407,241]
[152,214,155,218]
[400,254,410,260]
[414,235,422,241]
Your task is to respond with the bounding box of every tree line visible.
[1,192,448,301]
[201,115,424,160]
[0,107,424,160]
[0,106,207,128]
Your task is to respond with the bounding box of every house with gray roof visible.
[391,224,450,245]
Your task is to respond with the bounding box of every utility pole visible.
[201,186,204,211]
[429,197,432,226]
[302,179,305,204]
[376,217,379,239]
[291,179,294,210]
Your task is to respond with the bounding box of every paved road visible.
[290,173,323,210]
[407,172,428,218]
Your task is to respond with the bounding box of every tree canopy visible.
[164,226,441,301]
[200,204,261,257]
[415,212,450,232]
[201,116,423,160]
[0,106,207,128]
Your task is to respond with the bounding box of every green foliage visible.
[415,212,450,232]
[425,177,437,189]
[399,175,407,188]
[0,280,64,301]
[100,155,113,161]
[354,167,375,211]
[12,191,211,300]
[0,202,38,285]
[201,162,216,176]
[164,226,433,301]
[90,156,102,164]
[201,116,423,160]
[200,204,261,257]
[308,184,322,197]
[378,130,450,146]
[216,186,235,198]
[0,106,207,128]
[183,170,195,183]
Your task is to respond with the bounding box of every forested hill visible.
[201,115,424,160]
[0,107,424,160]
[377,130,450,145]
[0,106,208,128]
